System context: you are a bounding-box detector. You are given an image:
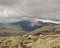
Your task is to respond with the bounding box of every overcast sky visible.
[0,0,60,23]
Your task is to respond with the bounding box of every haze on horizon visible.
[0,0,60,23]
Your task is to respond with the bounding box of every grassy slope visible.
[0,35,60,48]
[0,25,60,48]
[0,24,27,36]
[27,25,60,35]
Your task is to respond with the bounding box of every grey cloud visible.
[0,0,23,6]
[0,0,60,23]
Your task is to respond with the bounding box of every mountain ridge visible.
[0,20,58,36]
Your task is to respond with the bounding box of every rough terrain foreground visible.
[0,34,60,48]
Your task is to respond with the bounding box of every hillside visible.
[0,34,60,48]
[28,25,60,35]
[0,22,60,48]
[0,24,26,36]
[0,21,57,36]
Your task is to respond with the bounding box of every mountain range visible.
[0,20,58,36]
